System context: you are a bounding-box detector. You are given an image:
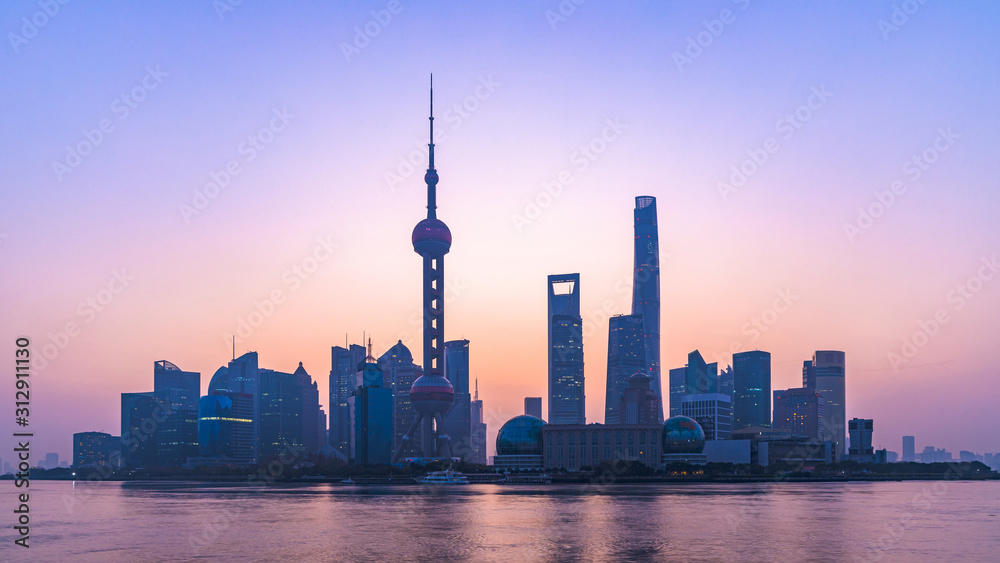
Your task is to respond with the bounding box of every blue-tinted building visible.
[444,339,472,460]
[197,392,255,464]
[353,351,393,465]
[494,415,546,469]
[812,350,846,461]
[733,350,771,431]
[772,387,825,440]
[120,391,169,468]
[631,196,663,421]
[681,393,732,441]
[330,344,366,456]
[153,360,200,467]
[685,350,717,395]
[548,273,585,425]
[258,362,322,462]
[379,340,423,460]
[73,431,119,469]
[605,314,646,425]
[668,367,686,418]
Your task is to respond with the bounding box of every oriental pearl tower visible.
[392,75,455,462]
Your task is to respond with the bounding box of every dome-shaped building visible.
[662,415,708,465]
[494,415,546,470]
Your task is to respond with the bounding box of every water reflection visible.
[4,480,998,562]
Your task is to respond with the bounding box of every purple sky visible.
[1,1,999,463]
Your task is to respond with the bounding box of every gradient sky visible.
[2,1,999,463]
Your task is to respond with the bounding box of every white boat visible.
[341,478,355,484]
[417,470,469,484]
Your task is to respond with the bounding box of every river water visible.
[3,480,998,561]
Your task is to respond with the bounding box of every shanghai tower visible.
[632,196,662,422]
[391,76,455,461]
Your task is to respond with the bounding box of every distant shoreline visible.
[6,474,998,485]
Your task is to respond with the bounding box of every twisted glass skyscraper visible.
[631,196,662,422]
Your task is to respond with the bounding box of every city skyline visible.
[2,2,1000,463]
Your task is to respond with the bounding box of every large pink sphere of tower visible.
[410,373,454,415]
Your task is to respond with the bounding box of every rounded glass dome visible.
[496,415,546,456]
[663,416,706,454]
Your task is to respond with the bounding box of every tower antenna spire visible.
[424,73,438,219]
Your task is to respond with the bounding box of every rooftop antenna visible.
[474,378,479,401]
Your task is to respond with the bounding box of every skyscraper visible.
[379,340,423,460]
[211,351,260,463]
[73,432,119,469]
[524,397,542,419]
[902,435,915,462]
[120,391,168,468]
[802,359,816,389]
[470,380,488,465]
[718,365,734,399]
[197,391,255,464]
[619,373,661,424]
[772,387,825,440]
[605,314,646,425]
[330,343,366,456]
[444,339,472,460]
[668,367,686,418]
[732,350,771,431]
[548,273,585,424]
[392,77,456,461]
[813,350,846,461]
[353,343,393,465]
[848,418,874,462]
[631,196,662,421]
[153,360,200,467]
[685,350,717,396]
[681,394,732,441]
[258,362,322,462]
